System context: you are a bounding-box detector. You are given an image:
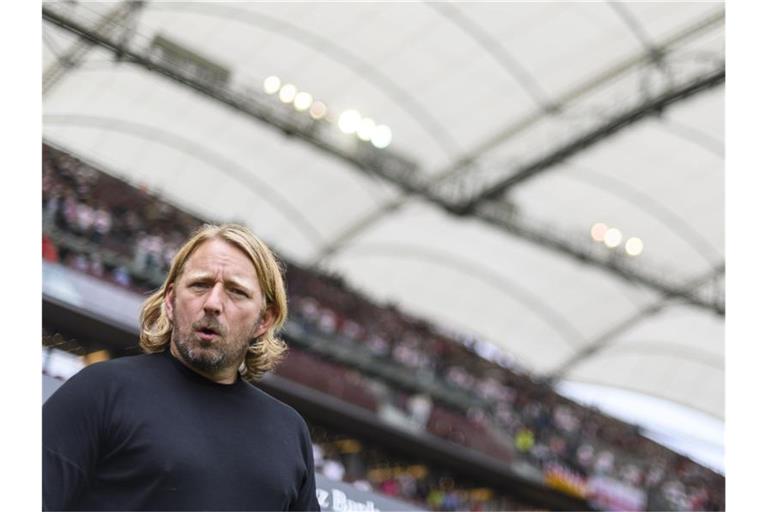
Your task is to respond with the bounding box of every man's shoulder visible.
[70,351,165,384]
[242,380,309,429]
[45,352,165,409]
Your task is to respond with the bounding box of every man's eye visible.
[232,289,249,297]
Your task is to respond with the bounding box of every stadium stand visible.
[42,142,724,511]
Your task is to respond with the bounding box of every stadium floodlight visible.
[309,100,327,120]
[263,75,281,95]
[278,83,297,103]
[338,109,361,134]
[293,91,313,112]
[357,117,376,141]
[371,124,392,148]
[604,228,623,248]
[625,237,644,256]
[590,222,608,242]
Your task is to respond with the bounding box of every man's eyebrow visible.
[184,272,254,291]
[184,272,214,282]
[224,277,254,291]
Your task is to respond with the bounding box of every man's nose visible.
[203,283,225,315]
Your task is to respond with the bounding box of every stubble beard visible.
[171,315,251,377]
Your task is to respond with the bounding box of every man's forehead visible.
[182,239,259,281]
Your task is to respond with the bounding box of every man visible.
[43,224,321,511]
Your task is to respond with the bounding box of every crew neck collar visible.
[162,349,245,390]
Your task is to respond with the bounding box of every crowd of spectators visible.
[279,247,725,511]
[41,143,725,511]
[43,144,198,292]
[310,424,542,511]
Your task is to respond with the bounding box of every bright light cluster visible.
[590,222,644,256]
[336,109,392,148]
[263,75,392,149]
[264,75,327,119]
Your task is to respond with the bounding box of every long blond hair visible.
[139,224,288,381]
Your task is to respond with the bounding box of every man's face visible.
[164,238,274,382]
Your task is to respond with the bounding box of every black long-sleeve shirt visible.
[43,349,320,511]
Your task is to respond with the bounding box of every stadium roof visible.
[42,1,725,419]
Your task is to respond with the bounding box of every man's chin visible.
[177,343,225,371]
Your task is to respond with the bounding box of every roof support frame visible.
[545,264,724,381]
[43,0,144,96]
[428,8,724,184]
[145,1,461,158]
[43,5,724,315]
[470,201,724,314]
[450,66,725,210]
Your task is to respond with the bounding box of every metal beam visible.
[545,264,724,381]
[42,4,429,196]
[43,1,144,96]
[456,66,725,210]
[429,8,724,187]
[471,200,724,314]
[313,9,723,267]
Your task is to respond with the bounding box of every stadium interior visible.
[42,2,724,511]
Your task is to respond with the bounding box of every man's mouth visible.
[195,326,221,341]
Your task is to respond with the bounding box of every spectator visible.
[112,264,132,288]
[61,192,79,231]
[75,199,95,237]
[515,427,535,454]
[42,235,59,263]
[91,202,112,244]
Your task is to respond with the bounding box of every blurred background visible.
[41,2,724,510]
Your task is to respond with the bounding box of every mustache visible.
[192,318,225,335]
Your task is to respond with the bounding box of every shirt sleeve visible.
[42,363,111,511]
[290,421,321,511]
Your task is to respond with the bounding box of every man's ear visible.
[164,283,175,321]
[254,306,277,339]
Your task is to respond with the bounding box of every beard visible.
[170,313,252,377]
